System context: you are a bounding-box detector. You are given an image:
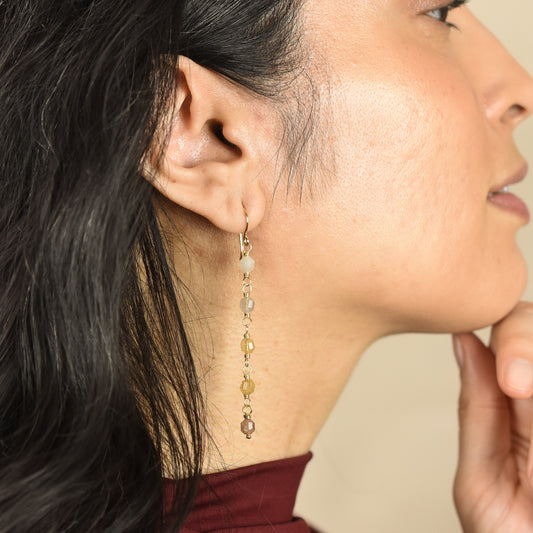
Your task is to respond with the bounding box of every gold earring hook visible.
[239,208,249,260]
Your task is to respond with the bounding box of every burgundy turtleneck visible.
[163,452,319,532]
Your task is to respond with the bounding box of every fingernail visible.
[453,335,464,368]
[505,358,533,393]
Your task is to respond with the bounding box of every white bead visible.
[240,297,255,313]
[239,255,255,273]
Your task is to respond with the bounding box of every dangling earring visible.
[239,208,256,439]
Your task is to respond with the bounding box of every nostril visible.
[502,103,526,124]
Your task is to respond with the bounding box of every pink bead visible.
[240,418,255,437]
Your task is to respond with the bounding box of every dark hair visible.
[0,1,305,531]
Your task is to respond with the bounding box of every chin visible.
[382,251,529,335]
[439,275,528,334]
[451,300,523,333]
[400,275,528,336]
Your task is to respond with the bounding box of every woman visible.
[2,0,533,531]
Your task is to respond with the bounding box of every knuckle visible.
[457,393,506,420]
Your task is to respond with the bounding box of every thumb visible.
[452,333,511,480]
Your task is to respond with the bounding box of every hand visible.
[452,301,533,533]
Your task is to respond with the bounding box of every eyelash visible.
[427,0,469,30]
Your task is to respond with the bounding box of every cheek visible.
[330,70,487,257]
[321,65,525,329]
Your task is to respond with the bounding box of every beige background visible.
[295,2,533,532]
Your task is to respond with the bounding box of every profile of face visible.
[157,0,533,343]
[266,0,533,335]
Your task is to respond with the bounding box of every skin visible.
[145,0,533,529]
[453,309,533,532]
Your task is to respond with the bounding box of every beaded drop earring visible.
[239,208,256,439]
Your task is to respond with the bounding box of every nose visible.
[485,50,533,129]
[458,10,533,130]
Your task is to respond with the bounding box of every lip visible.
[486,162,530,222]
[487,193,530,222]
[489,162,529,193]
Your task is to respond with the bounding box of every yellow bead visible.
[241,379,256,396]
[240,338,255,354]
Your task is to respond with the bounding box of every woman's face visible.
[259,0,533,335]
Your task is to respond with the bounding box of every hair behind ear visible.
[0,0,307,531]
[0,2,204,531]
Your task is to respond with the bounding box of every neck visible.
[196,300,383,473]
[161,203,391,473]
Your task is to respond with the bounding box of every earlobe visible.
[145,57,267,234]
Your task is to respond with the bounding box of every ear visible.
[144,56,268,234]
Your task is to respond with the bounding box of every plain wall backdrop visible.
[295,2,533,532]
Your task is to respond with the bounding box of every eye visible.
[427,0,469,30]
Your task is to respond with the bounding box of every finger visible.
[453,333,511,478]
[489,301,533,399]
[523,403,533,485]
